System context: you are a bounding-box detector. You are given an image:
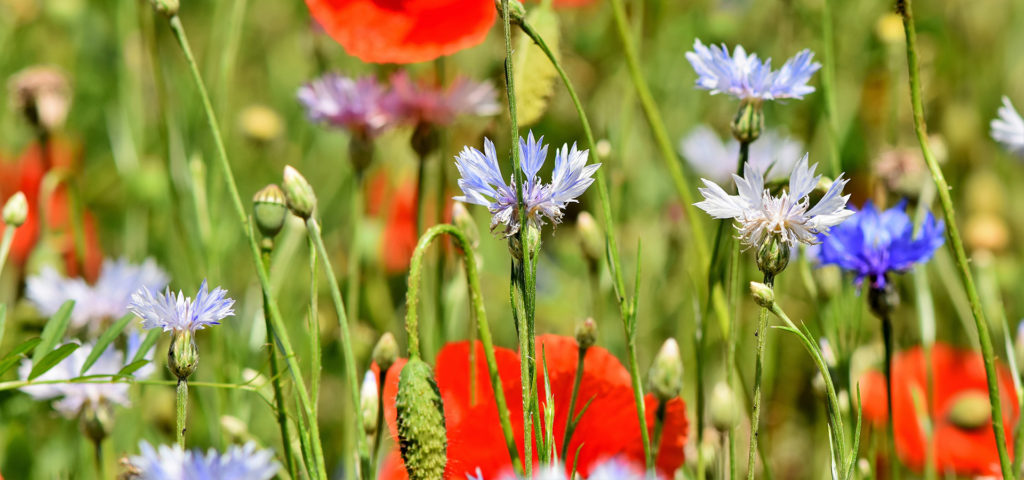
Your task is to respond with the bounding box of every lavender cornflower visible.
[297,73,392,138]
[26,257,168,331]
[680,125,803,184]
[454,132,601,237]
[817,200,945,289]
[128,441,280,480]
[991,96,1024,156]
[685,39,821,102]
[695,155,853,274]
[385,70,500,126]
[19,332,155,417]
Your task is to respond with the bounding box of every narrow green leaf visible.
[0,337,42,377]
[116,359,150,378]
[0,304,7,346]
[32,300,75,365]
[28,343,80,380]
[131,329,161,364]
[80,314,135,375]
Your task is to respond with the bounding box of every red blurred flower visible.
[380,178,418,274]
[377,334,688,478]
[0,140,102,280]
[860,344,1019,476]
[305,0,496,64]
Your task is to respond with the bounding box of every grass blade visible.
[32,300,75,365]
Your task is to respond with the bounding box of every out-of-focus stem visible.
[881,313,900,480]
[261,247,299,479]
[0,225,16,279]
[820,0,842,176]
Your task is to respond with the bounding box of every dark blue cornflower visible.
[685,39,821,102]
[454,131,601,237]
[128,279,235,333]
[817,200,945,288]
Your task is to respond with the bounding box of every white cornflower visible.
[695,154,853,248]
[991,96,1024,156]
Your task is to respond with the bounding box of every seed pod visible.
[396,358,447,479]
[252,184,288,239]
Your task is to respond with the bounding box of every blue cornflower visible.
[129,441,280,480]
[454,132,601,237]
[817,200,945,288]
[685,39,821,101]
[128,280,235,333]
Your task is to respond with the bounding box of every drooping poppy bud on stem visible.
[396,358,447,479]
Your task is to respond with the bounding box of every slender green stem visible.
[651,401,667,461]
[897,1,1013,477]
[309,236,321,421]
[176,379,188,447]
[407,224,522,470]
[559,347,588,460]
[605,0,708,264]
[820,0,842,177]
[746,274,774,480]
[163,14,327,480]
[93,439,105,480]
[346,175,363,363]
[305,217,369,475]
[623,243,653,471]
[880,314,899,480]
[0,225,15,278]
[261,248,299,480]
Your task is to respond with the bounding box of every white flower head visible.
[695,154,854,248]
[991,96,1024,156]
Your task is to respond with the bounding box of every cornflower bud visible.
[396,358,447,479]
[361,371,380,435]
[731,100,764,144]
[282,165,317,219]
[149,0,179,17]
[575,318,597,351]
[168,329,199,381]
[648,339,683,403]
[451,203,479,249]
[750,282,775,309]
[3,192,28,227]
[252,184,288,239]
[709,381,738,432]
[756,235,790,277]
[494,0,526,24]
[576,212,603,270]
[373,333,399,372]
[80,401,114,444]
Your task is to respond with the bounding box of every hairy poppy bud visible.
[373,333,399,372]
[252,184,288,239]
[749,282,775,309]
[756,235,790,277]
[3,192,28,227]
[575,318,597,351]
[396,358,447,479]
[731,100,764,144]
[282,165,317,219]
[648,339,683,403]
[361,371,379,435]
[709,381,738,432]
[168,329,199,381]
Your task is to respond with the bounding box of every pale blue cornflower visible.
[695,155,853,248]
[685,39,821,101]
[128,280,235,333]
[680,125,804,184]
[466,458,647,480]
[454,132,601,237]
[991,96,1024,156]
[129,441,280,480]
[18,332,155,416]
[297,73,393,138]
[26,257,168,331]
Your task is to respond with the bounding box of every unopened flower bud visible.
[8,66,70,132]
[361,371,380,435]
[411,123,440,159]
[756,235,790,277]
[731,100,763,144]
[252,184,288,239]
[648,339,683,403]
[868,282,899,318]
[451,203,479,249]
[168,329,199,381]
[494,0,526,24]
[396,358,447,479]
[709,381,738,431]
[373,333,399,372]
[750,282,775,309]
[220,415,251,442]
[149,0,179,17]
[575,318,597,351]
[946,391,991,430]
[3,192,28,227]
[282,165,317,219]
[349,134,375,176]
[238,104,283,144]
[577,212,603,269]
[524,223,542,262]
[80,402,114,444]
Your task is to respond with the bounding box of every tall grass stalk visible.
[897,1,1014,477]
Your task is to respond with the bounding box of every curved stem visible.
[164,15,326,479]
[176,379,188,447]
[406,224,522,470]
[746,274,774,480]
[897,1,1013,477]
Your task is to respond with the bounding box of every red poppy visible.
[860,344,1019,476]
[0,140,102,280]
[380,178,419,274]
[377,334,688,478]
[306,0,496,64]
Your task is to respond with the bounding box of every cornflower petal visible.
[991,96,1024,156]
[686,38,821,101]
[128,280,235,333]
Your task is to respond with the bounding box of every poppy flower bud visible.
[946,391,991,430]
[8,66,70,132]
[396,358,447,479]
[868,282,899,318]
[749,281,775,309]
[80,401,114,444]
[495,0,526,24]
[3,192,28,227]
[149,0,179,16]
[756,235,790,277]
[648,339,683,403]
[282,165,317,219]
[575,318,597,351]
[168,329,199,381]
[360,371,379,435]
[709,381,738,432]
[577,212,603,270]
[451,203,479,249]
[730,100,764,144]
[373,333,399,372]
[252,184,288,239]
